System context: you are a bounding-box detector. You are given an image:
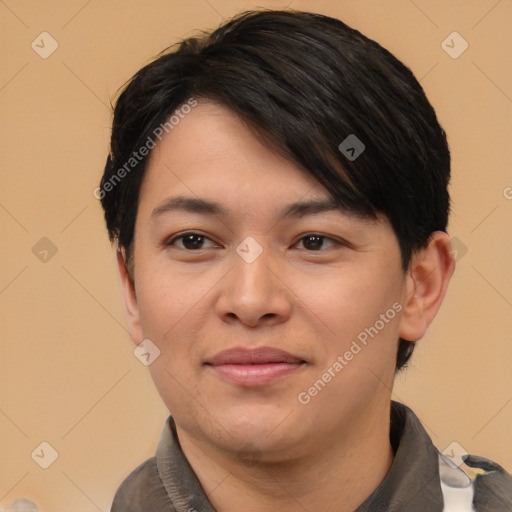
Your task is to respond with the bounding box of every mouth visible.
[204,347,307,387]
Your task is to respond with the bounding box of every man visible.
[98,9,512,511]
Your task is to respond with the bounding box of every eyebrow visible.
[151,195,352,220]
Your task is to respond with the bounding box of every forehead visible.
[137,101,381,229]
[140,102,329,206]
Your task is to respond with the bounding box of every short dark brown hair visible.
[99,9,451,371]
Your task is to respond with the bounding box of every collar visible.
[354,400,444,511]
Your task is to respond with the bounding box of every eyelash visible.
[164,232,344,252]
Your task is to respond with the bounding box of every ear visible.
[117,247,143,346]
[399,231,455,342]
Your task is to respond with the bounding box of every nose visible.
[215,243,292,328]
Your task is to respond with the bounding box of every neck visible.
[176,401,394,512]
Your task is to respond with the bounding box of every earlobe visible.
[116,247,143,346]
[398,232,455,342]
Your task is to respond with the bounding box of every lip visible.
[204,347,307,387]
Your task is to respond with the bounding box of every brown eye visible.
[166,232,216,250]
[297,234,338,251]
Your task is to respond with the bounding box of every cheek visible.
[134,260,216,374]
[136,258,202,336]
[295,262,403,355]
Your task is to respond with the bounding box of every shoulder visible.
[438,451,512,511]
[110,456,174,511]
[464,454,512,511]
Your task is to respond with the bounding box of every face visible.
[121,101,414,461]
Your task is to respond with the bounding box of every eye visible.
[295,234,341,251]
[165,232,219,250]
[165,232,344,252]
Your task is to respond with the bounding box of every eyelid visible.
[164,231,220,249]
[292,233,347,250]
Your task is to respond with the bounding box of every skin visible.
[117,101,455,512]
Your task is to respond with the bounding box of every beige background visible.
[0,0,511,510]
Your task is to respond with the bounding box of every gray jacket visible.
[111,401,512,511]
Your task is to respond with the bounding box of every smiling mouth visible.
[205,362,306,387]
[204,347,307,387]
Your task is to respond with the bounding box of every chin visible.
[218,404,300,448]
